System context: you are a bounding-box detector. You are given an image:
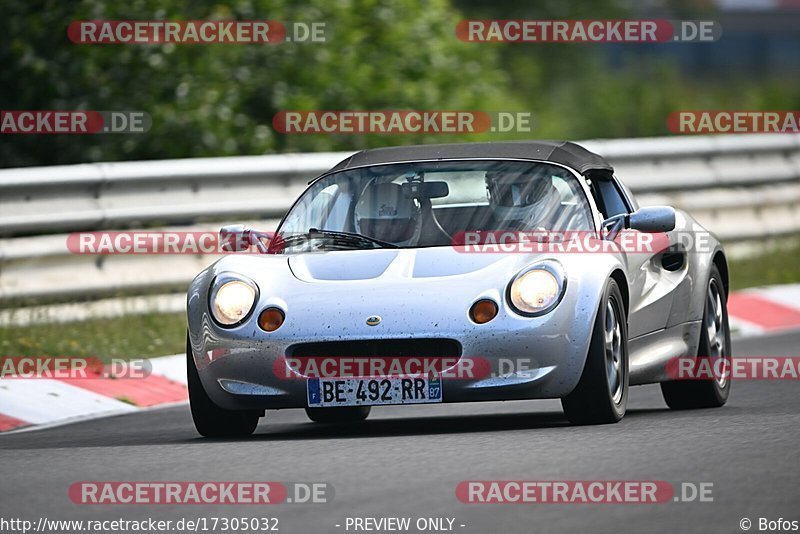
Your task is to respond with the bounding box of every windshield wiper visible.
[278,228,399,250]
[308,228,400,249]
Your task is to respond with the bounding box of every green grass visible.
[728,240,800,291]
[0,313,186,361]
[1,242,798,360]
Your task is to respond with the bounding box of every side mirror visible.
[219,224,271,253]
[601,206,676,240]
[628,206,676,233]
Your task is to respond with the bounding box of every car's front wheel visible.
[186,334,260,437]
[305,406,371,424]
[660,265,731,409]
[562,278,629,425]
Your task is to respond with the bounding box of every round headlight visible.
[211,279,257,326]
[508,265,565,316]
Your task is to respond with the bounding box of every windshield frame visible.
[273,158,604,251]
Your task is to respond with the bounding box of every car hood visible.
[287,247,531,283]
[189,244,619,347]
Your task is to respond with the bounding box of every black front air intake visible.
[287,338,461,359]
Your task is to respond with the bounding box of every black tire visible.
[661,265,731,409]
[562,278,629,425]
[305,406,371,424]
[186,334,260,437]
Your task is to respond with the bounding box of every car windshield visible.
[274,160,594,252]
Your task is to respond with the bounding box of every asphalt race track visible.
[2,331,798,534]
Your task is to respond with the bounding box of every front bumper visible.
[187,271,597,411]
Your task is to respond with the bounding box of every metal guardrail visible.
[1,133,799,307]
[0,152,353,236]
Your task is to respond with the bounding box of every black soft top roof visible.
[326,140,613,176]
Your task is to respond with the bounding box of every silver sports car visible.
[186,141,731,437]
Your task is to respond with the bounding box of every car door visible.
[587,172,676,338]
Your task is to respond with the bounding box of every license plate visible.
[307,376,442,407]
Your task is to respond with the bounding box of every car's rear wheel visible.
[305,406,371,424]
[661,265,731,409]
[562,278,629,425]
[186,334,260,437]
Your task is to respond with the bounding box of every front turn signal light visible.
[470,299,498,324]
[258,307,285,332]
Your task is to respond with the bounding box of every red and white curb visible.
[727,284,800,337]
[1,285,799,434]
[0,354,187,433]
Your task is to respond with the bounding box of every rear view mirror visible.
[402,181,449,199]
[628,206,676,233]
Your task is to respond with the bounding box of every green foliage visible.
[0,0,511,166]
[505,52,800,140]
[452,0,800,139]
[2,0,798,167]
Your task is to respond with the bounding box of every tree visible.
[0,0,512,167]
